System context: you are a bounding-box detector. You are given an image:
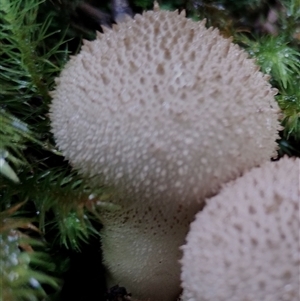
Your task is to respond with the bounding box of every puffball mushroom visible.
[181,157,300,301]
[50,6,281,301]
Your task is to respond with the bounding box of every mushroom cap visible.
[180,157,300,301]
[50,9,280,205]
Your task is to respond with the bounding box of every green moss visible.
[1,0,300,300]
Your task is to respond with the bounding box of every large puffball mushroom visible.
[181,157,300,301]
[50,7,280,301]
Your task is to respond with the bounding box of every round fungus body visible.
[50,7,281,301]
[181,157,300,301]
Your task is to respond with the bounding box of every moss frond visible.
[277,79,300,141]
[241,35,300,89]
[0,0,102,298]
[0,0,68,125]
[239,33,300,145]
[280,0,300,42]
[0,203,60,301]
[1,166,104,251]
[0,110,39,183]
[1,0,300,299]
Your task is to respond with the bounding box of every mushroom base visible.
[100,200,203,301]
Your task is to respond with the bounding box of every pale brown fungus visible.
[50,7,281,301]
[181,157,300,301]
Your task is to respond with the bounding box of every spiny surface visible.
[51,9,280,301]
[50,10,280,205]
[181,157,300,301]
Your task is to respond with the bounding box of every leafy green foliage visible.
[0,0,68,126]
[241,35,300,89]
[0,204,60,301]
[233,0,300,151]
[0,110,39,183]
[280,0,300,42]
[159,0,185,10]
[1,0,300,300]
[239,33,300,146]
[26,169,102,251]
[0,0,104,299]
[133,0,153,9]
[277,78,300,141]
[0,234,59,301]
[1,166,105,251]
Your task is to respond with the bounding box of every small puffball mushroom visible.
[181,157,300,301]
[50,7,281,301]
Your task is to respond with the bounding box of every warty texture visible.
[50,9,280,206]
[181,157,300,301]
[50,8,282,301]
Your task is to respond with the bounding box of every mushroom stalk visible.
[100,197,203,300]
